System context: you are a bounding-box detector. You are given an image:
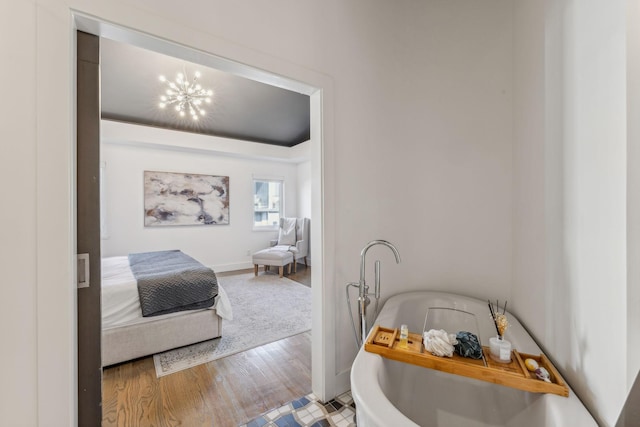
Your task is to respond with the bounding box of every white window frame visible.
[252,176,284,230]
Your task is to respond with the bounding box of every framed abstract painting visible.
[144,170,229,226]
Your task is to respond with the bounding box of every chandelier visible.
[158,70,213,120]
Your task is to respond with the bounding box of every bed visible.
[101,250,232,367]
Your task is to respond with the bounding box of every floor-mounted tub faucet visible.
[346,240,401,348]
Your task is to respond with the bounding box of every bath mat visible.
[240,391,356,427]
[153,272,312,377]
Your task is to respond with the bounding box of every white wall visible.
[297,160,312,220]
[626,0,640,394]
[0,1,38,424]
[101,121,306,271]
[331,1,515,378]
[297,160,312,265]
[513,0,631,425]
[512,0,546,350]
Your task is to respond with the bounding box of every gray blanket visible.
[128,250,218,317]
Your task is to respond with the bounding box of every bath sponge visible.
[453,331,483,359]
[423,329,458,357]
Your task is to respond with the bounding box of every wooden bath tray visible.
[364,325,569,397]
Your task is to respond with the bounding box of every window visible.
[253,178,283,228]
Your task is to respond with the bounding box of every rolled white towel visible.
[423,329,458,357]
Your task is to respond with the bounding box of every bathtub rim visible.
[349,290,598,427]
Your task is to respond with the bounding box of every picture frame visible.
[143,170,229,226]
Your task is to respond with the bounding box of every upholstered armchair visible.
[270,217,310,273]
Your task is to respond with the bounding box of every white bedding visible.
[101,256,233,330]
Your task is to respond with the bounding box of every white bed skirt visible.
[102,308,223,367]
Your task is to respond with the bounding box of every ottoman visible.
[252,248,294,278]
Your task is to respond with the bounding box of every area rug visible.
[153,272,312,377]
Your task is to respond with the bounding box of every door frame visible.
[72,11,337,403]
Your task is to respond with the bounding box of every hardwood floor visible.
[102,332,311,427]
[102,267,312,427]
[287,262,311,287]
[219,262,311,287]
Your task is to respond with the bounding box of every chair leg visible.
[279,266,284,278]
[254,264,258,276]
[288,263,292,274]
[304,256,308,267]
[294,259,297,273]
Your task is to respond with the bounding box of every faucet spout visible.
[355,239,401,346]
[359,240,401,287]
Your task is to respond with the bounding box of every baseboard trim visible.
[211,260,310,274]
[210,261,253,273]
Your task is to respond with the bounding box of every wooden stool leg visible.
[279,266,284,278]
[254,264,258,276]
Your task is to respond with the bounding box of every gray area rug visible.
[153,272,312,377]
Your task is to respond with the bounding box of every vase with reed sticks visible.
[488,300,512,363]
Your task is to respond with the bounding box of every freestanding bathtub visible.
[350,291,597,427]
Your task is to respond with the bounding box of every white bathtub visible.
[350,291,597,427]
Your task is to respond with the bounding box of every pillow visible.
[277,218,297,246]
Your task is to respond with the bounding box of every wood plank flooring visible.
[284,262,311,287]
[102,267,312,427]
[240,262,311,287]
[102,332,311,427]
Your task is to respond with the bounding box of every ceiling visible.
[100,38,310,147]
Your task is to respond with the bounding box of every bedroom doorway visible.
[75,13,330,426]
